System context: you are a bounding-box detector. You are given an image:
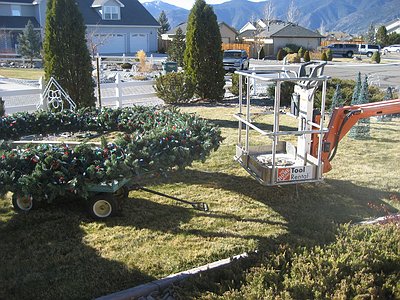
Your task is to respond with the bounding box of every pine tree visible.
[378,87,394,122]
[351,72,362,104]
[349,75,370,139]
[376,26,388,47]
[43,0,95,108]
[330,84,344,115]
[184,0,225,101]
[297,47,304,58]
[321,52,328,61]
[18,20,41,65]
[157,11,170,36]
[167,27,185,67]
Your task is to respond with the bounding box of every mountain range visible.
[142,0,400,34]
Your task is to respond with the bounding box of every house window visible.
[103,6,119,20]
[11,5,21,16]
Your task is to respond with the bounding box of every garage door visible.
[130,33,148,53]
[95,34,125,54]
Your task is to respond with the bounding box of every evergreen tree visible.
[297,47,304,58]
[349,75,370,139]
[376,25,388,47]
[351,72,362,104]
[321,51,328,61]
[330,84,344,115]
[157,11,170,36]
[303,50,310,62]
[18,20,41,65]
[167,27,185,67]
[184,0,225,101]
[378,87,394,122]
[43,0,95,108]
[0,97,5,116]
[371,51,380,63]
[365,23,376,44]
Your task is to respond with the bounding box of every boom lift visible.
[234,62,400,186]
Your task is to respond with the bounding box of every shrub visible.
[298,47,304,58]
[326,48,333,61]
[304,50,311,62]
[120,62,132,69]
[229,73,247,96]
[137,50,150,72]
[310,51,323,60]
[154,72,195,104]
[321,52,328,61]
[175,224,400,299]
[371,51,381,63]
[267,81,295,106]
[277,48,286,61]
[0,98,5,116]
[283,43,301,53]
[286,53,300,63]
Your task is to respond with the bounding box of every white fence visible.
[0,74,160,114]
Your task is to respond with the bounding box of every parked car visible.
[325,43,358,58]
[223,50,249,72]
[358,44,380,57]
[382,44,400,54]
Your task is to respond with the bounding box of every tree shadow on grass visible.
[155,169,398,247]
[207,118,297,132]
[0,201,157,300]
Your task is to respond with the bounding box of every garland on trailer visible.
[0,107,222,202]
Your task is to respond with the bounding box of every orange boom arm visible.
[312,98,400,173]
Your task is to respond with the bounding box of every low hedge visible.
[175,224,400,299]
[0,107,222,202]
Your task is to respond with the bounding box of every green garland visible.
[0,107,222,202]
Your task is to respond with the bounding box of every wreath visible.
[0,107,222,204]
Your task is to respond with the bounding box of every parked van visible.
[223,50,249,72]
[358,44,380,57]
[326,43,358,58]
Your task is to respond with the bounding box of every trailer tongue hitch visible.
[130,185,209,212]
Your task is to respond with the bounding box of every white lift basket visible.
[234,62,330,186]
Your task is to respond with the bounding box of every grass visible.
[0,67,44,80]
[0,105,399,299]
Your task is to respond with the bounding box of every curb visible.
[96,252,249,300]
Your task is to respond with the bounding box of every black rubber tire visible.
[88,194,117,219]
[12,194,36,212]
[114,186,129,200]
[346,51,353,58]
[367,52,373,58]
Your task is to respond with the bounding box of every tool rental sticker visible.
[277,166,313,182]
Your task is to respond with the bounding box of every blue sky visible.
[139,0,266,10]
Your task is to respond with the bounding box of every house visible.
[0,0,159,55]
[238,20,323,57]
[161,21,238,44]
[385,18,400,34]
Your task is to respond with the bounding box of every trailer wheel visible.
[12,194,36,212]
[88,194,117,219]
[114,186,129,200]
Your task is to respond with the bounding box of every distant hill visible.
[142,0,400,34]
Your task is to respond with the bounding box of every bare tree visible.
[319,20,326,36]
[263,1,275,26]
[86,24,113,57]
[286,0,300,24]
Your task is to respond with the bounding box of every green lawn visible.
[0,67,44,80]
[0,106,399,299]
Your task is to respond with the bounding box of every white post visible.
[115,73,122,108]
[122,53,126,63]
[39,76,47,111]
[251,67,256,96]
